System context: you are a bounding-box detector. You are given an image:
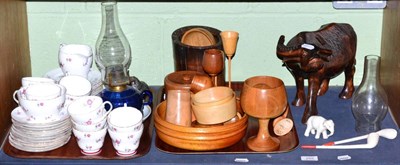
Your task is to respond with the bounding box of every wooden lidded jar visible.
[164,70,207,93]
[171,25,225,86]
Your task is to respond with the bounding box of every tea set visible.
[9,43,151,156]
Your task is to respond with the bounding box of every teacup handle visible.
[59,43,66,49]
[141,90,153,106]
[103,101,113,111]
[13,90,19,104]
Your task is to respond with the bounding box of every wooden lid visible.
[164,71,204,92]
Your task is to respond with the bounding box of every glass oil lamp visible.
[95,0,135,110]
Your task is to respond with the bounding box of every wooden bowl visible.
[191,92,237,125]
[181,28,216,47]
[191,86,234,106]
[154,101,248,151]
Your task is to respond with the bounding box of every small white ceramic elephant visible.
[304,115,334,139]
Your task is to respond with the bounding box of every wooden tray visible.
[155,83,299,154]
[3,107,154,160]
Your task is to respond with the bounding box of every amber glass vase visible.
[351,55,388,134]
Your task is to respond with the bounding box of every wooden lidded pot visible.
[171,25,225,86]
[164,70,208,94]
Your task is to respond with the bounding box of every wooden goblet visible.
[240,76,288,151]
[202,49,224,86]
[220,31,239,88]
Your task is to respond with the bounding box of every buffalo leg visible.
[302,77,320,124]
[292,75,305,106]
[339,60,355,99]
[318,79,330,96]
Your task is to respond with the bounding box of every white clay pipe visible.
[301,128,397,149]
[322,128,397,146]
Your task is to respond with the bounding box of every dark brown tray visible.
[3,106,154,160]
[155,82,299,154]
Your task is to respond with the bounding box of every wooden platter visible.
[2,108,154,160]
[155,83,299,154]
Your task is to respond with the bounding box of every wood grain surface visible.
[0,0,32,142]
[381,0,400,128]
[155,82,299,154]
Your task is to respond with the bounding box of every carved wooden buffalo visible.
[276,23,357,124]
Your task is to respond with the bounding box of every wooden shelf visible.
[1,0,399,152]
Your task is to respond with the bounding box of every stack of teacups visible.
[68,96,112,155]
[13,79,67,122]
[10,77,71,152]
[59,75,92,107]
[107,104,144,156]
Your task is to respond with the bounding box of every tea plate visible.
[11,106,69,124]
[9,134,71,152]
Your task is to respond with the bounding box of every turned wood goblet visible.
[202,49,224,86]
[220,31,239,88]
[240,76,287,151]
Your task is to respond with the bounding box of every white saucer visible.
[11,106,69,124]
[143,105,152,121]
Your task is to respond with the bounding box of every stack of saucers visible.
[9,106,72,152]
[10,80,71,152]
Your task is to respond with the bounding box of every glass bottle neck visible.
[360,55,380,86]
[101,2,121,35]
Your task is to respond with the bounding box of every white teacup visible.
[13,85,66,121]
[59,75,92,107]
[21,77,55,87]
[59,44,93,79]
[68,96,112,125]
[108,124,143,156]
[24,83,62,100]
[72,127,107,155]
[107,104,143,133]
[71,109,109,132]
[59,75,92,97]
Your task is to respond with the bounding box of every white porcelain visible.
[11,106,70,125]
[9,132,71,152]
[142,105,152,121]
[58,44,93,79]
[59,75,92,97]
[72,127,107,155]
[68,96,112,125]
[107,104,143,133]
[72,119,107,132]
[24,83,62,100]
[21,77,55,87]
[71,109,109,132]
[13,85,66,121]
[44,68,102,96]
[108,124,143,156]
[11,123,71,141]
[9,106,72,152]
